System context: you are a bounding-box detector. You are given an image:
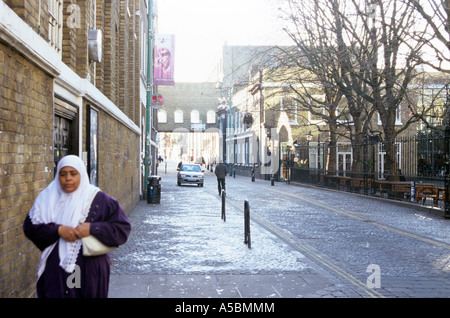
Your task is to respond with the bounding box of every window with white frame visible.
[308,142,324,169]
[191,110,200,124]
[336,97,353,124]
[377,105,402,126]
[377,142,401,179]
[308,95,326,125]
[207,110,216,124]
[158,109,167,123]
[48,0,63,54]
[418,87,446,129]
[174,110,183,123]
[336,142,352,177]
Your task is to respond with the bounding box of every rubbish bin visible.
[147,175,161,204]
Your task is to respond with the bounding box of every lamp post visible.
[317,133,321,184]
[286,145,291,184]
[445,85,450,218]
[306,130,312,168]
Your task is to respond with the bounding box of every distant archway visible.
[279,125,289,143]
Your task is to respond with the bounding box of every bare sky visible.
[156,0,291,82]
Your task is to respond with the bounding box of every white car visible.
[177,164,204,187]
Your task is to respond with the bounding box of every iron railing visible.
[286,130,450,218]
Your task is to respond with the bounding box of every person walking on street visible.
[214,161,227,195]
[23,155,131,298]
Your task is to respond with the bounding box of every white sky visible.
[156,0,291,82]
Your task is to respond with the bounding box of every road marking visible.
[271,285,282,297]
[223,195,384,298]
[205,177,448,297]
[265,186,450,250]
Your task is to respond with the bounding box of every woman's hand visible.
[58,225,80,242]
[75,222,91,238]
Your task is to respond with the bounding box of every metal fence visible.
[287,130,450,217]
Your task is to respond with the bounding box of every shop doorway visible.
[53,97,78,175]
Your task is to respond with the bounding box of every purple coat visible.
[23,191,131,298]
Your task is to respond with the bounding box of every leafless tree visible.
[406,0,450,72]
[277,0,437,178]
[405,0,450,128]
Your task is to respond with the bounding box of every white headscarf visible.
[29,155,99,276]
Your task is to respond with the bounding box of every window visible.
[158,109,167,123]
[48,0,63,54]
[336,97,353,124]
[377,105,402,126]
[245,137,249,165]
[174,110,183,123]
[418,87,446,129]
[181,165,201,172]
[336,142,352,177]
[207,110,216,124]
[308,142,325,169]
[308,95,326,125]
[140,20,147,76]
[280,96,298,125]
[191,110,200,124]
[377,142,401,180]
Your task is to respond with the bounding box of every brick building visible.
[0,0,155,297]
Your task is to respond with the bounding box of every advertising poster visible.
[154,34,175,86]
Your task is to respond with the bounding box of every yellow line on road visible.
[224,195,384,298]
[265,186,450,250]
[210,179,448,297]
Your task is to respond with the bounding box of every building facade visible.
[213,45,450,183]
[157,83,221,167]
[0,0,155,297]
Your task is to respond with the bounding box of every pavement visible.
[107,161,450,304]
[108,162,378,299]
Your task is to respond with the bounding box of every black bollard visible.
[221,190,226,222]
[244,200,251,249]
[271,174,274,186]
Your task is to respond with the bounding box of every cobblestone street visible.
[109,161,450,298]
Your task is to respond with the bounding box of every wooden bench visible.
[349,178,372,192]
[415,184,438,206]
[374,180,392,197]
[390,182,412,200]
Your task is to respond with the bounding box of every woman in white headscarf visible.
[23,155,131,298]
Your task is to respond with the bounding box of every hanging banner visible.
[154,34,175,86]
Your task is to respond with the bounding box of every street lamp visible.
[286,145,291,184]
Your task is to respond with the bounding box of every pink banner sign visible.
[154,34,175,86]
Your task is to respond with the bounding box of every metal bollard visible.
[221,190,226,222]
[244,200,251,248]
[271,174,274,186]
[251,169,255,182]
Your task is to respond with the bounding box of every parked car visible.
[177,164,204,187]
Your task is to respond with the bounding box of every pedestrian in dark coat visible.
[214,162,227,195]
[23,155,131,298]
